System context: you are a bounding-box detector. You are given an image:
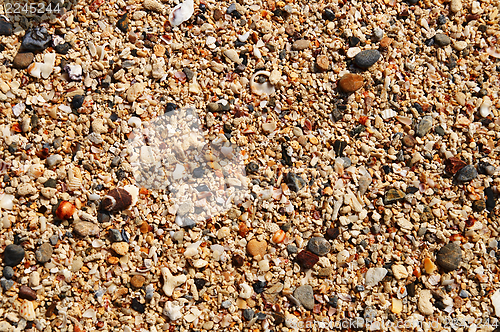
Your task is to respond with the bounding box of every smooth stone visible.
[317,266,333,278]
[3,266,14,279]
[243,308,254,321]
[294,285,314,310]
[285,172,306,192]
[21,27,52,52]
[112,242,129,256]
[434,33,451,47]
[29,271,40,287]
[183,68,194,81]
[436,242,462,271]
[4,244,25,267]
[54,42,71,54]
[372,28,384,41]
[354,49,381,68]
[325,227,340,240]
[416,116,433,137]
[292,39,310,51]
[131,298,145,313]
[338,73,364,93]
[384,189,406,204]
[207,103,220,112]
[365,268,387,287]
[49,235,59,245]
[316,55,330,71]
[0,18,13,36]
[35,243,53,263]
[19,285,37,300]
[73,221,100,237]
[130,275,146,288]
[323,9,335,21]
[477,161,496,175]
[1,278,14,290]
[286,244,298,254]
[296,250,319,269]
[307,237,331,256]
[247,239,267,258]
[455,165,478,182]
[402,135,417,148]
[223,49,242,64]
[13,53,35,69]
[450,0,462,12]
[71,95,85,110]
[46,154,63,168]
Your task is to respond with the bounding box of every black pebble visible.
[485,187,496,211]
[3,244,25,267]
[256,312,267,320]
[348,36,360,47]
[243,308,254,321]
[252,280,266,294]
[323,9,335,21]
[166,103,178,113]
[245,162,259,174]
[407,282,416,297]
[424,37,435,46]
[21,27,52,52]
[97,211,111,223]
[333,140,347,157]
[193,167,205,178]
[54,42,71,54]
[71,95,85,110]
[0,18,13,36]
[131,298,145,313]
[194,278,207,290]
[437,15,447,25]
[328,295,338,308]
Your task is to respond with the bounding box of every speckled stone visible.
[455,165,478,182]
[402,135,417,148]
[384,189,406,204]
[35,243,53,263]
[436,243,462,271]
[294,285,314,310]
[354,49,381,68]
[307,237,331,256]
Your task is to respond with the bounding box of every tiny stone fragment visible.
[436,242,462,271]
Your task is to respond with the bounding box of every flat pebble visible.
[338,73,363,93]
[19,285,37,301]
[294,285,314,310]
[436,243,462,271]
[35,243,53,263]
[307,237,331,256]
[292,39,310,51]
[416,116,433,137]
[296,250,319,269]
[434,33,451,47]
[73,222,100,237]
[112,242,129,256]
[13,53,34,69]
[455,165,478,182]
[0,18,13,36]
[354,49,381,68]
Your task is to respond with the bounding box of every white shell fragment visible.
[169,0,194,27]
[250,70,275,96]
[479,96,492,117]
[380,109,397,120]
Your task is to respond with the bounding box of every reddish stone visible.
[444,157,466,175]
[296,250,319,269]
[338,73,363,93]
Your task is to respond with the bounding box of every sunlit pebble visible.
[56,201,76,220]
[272,229,285,244]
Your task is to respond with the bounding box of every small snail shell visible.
[272,229,286,244]
[56,201,76,220]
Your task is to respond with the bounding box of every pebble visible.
[307,237,331,256]
[145,284,155,300]
[112,242,129,256]
[436,243,462,271]
[354,49,381,68]
[286,244,298,254]
[365,268,387,287]
[224,49,242,64]
[117,13,129,32]
[54,42,72,54]
[46,154,63,168]
[444,157,466,175]
[294,285,314,310]
[292,39,310,51]
[131,275,146,288]
[416,116,433,137]
[29,271,40,287]
[252,280,266,294]
[455,165,478,182]
[131,298,145,313]
[472,199,486,212]
[13,53,34,69]
[3,266,14,279]
[392,265,409,280]
[372,28,384,41]
[379,37,393,48]
[325,227,340,240]
[338,73,364,93]
[21,27,52,52]
[477,161,496,175]
[434,33,451,47]
[316,55,330,71]
[71,95,85,110]
[4,244,25,267]
[459,290,469,298]
[1,278,14,291]
[35,243,53,263]
[317,266,333,278]
[247,239,267,259]
[450,0,462,12]
[19,285,37,301]
[0,18,13,36]
[384,189,406,204]
[221,300,232,309]
[402,135,416,148]
[243,308,254,321]
[296,250,319,269]
[73,221,100,237]
[418,290,434,315]
[285,172,306,192]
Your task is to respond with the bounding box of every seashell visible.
[27,62,43,78]
[64,64,82,81]
[479,96,492,117]
[395,116,412,126]
[19,300,36,321]
[272,229,286,243]
[101,188,132,212]
[169,0,194,27]
[0,194,14,210]
[486,47,500,59]
[380,109,397,120]
[250,70,275,96]
[67,167,83,191]
[56,201,76,220]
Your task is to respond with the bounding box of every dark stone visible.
[117,14,129,32]
[54,42,71,54]
[3,266,14,279]
[131,298,145,313]
[296,250,319,269]
[111,156,121,167]
[44,178,57,188]
[273,312,285,325]
[325,227,340,240]
[384,189,406,204]
[1,278,14,291]
[477,161,496,175]
[243,309,254,321]
[437,15,447,25]
[245,162,259,174]
[21,27,52,53]
[402,135,416,148]
[281,143,292,166]
[194,278,207,290]
[109,229,123,242]
[435,301,446,310]
[436,242,462,272]
[285,172,306,192]
[333,140,347,157]
[485,187,496,211]
[4,244,25,267]
[256,312,267,320]
[294,285,314,310]
[280,223,291,232]
[97,211,111,223]
[232,254,244,267]
[355,285,365,292]
[420,205,434,222]
[307,237,331,256]
[19,285,37,300]
[0,18,13,36]
[183,68,194,81]
[416,116,433,137]
[35,243,53,263]
[354,49,381,69]
[286,244,298,254]
[213,9,223,20]
[455,165,477,182]
[322,9,335,21]
[434,33,451,47]
[193,167,205,178]
[71,95,85,110]
[328,294,338,308]
[444,157,466,175]
[472,200,486,212]
[434,125,445,136]
[459,290,469,298]
[13,52,34,69]
[348,36,360,47]
[252,280,266,294]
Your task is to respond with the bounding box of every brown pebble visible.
[111,242,129,256]
[13,52,34,69]
[238,222,249,237]
[325,227,339,240]
[246,239,267,259]
[444,157,466,175]
[296,250,319,269]
[232,254,244,267]
[213,9,223,20]
[19,285,37,301]
[101,188,133,212]
[338,73,364,93]
[402,134,417,148]
[453,296,463,308]
[316,55,329,71]
[140,222,149,234]
[436,242,462,272]
[130,275,146,288]
[379,37,393,49]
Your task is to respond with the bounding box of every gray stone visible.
[372,28,384,41]
[294,285,314,310]
[286,244,298,254]
[434,33,451,47]
[285,172,306,192]
[49,235,59,246]
[307,237,331,256]
[436,242,462,271]
[1,278,14,291]
[21,27,52,52]
[2,266,14,279]
[3,244,25,267]
[183,68,194,81]
[416,116,433,137]
[243,308,254,321]
[455,165,478,182]
[354,49,381,68]
[35,243,53,263]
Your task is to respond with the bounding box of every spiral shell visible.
[67,167,83,191]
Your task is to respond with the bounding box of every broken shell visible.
[250,70,276,96]
[56,201,76,220]
[380,109,397,120]
[64,64,83,81]
[19,300,36,321]
[67,167,83,191]
[101,185,138,212]
[169,0,194,27]
[479,96,492,118]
